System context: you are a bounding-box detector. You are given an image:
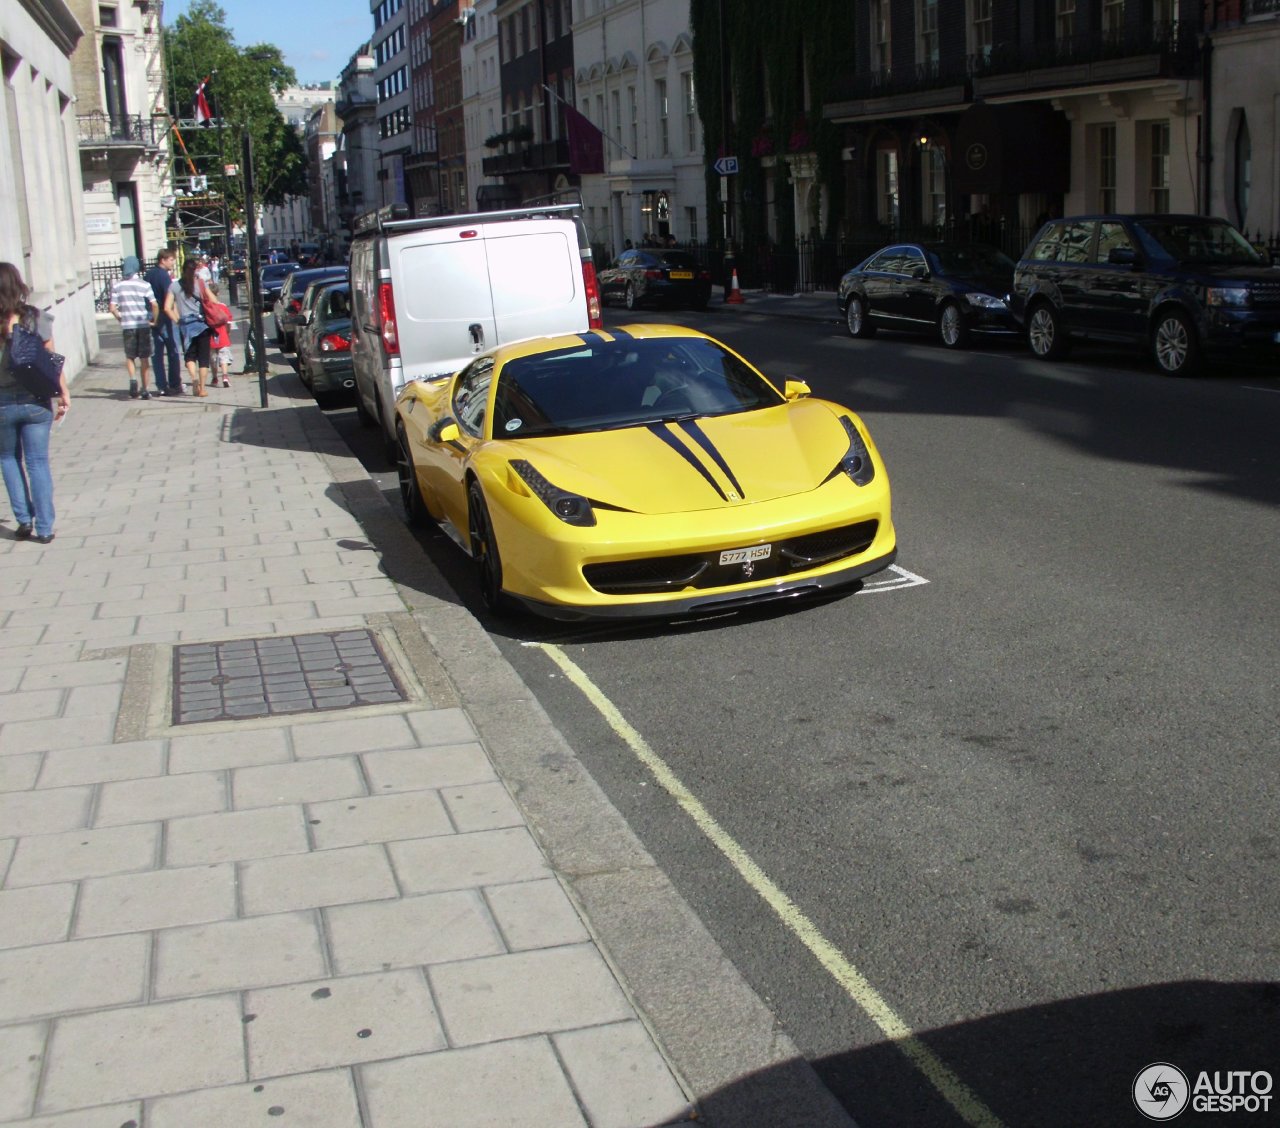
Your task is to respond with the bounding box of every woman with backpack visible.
[0,262,68,544]
[166,258,212,396]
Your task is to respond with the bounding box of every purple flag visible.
[565,104,604,175]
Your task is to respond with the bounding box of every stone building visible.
[1,0,100,375]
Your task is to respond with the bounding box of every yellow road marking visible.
[534,641,1006,1128]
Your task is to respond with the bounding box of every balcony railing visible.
[482,139,568,177]
[1246,0,1279,15]
[77,112,165,148]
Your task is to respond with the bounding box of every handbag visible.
[6,324,65,400]
[199,280,230,329]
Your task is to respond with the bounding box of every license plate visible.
[719,544,771,566]
[669,270,694,280]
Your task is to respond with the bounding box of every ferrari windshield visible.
[492,336,786,438]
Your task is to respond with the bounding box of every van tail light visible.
[289,298,303,314]
[582,260,602,328]
[378,282,399,355]
[644,269,663,280]
[320,333,351,353]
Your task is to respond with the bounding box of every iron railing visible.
[77,112,165,148]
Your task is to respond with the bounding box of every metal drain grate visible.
[172,629,406,725]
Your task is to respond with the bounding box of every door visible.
[896,245,936,327]
[1085,220,1146,338]
[860,246,906,326]
[483,220,586,344]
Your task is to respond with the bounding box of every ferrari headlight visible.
[510,460,596,526]
[838,416,876,487]
[964,292,1008,311]
[1206,286,1249,308]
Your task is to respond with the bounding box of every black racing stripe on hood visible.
[677,419,745,500]
[647,424,728,501]
[609,327,633,339]
[578,331,607,346]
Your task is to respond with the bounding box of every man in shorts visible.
[109,256,159,399]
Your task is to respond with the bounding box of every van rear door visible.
[481,219,588,345]
[393,229,497,389]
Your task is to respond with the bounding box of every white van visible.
[348,202,602,454]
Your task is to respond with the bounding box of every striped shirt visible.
[110,275,156,329]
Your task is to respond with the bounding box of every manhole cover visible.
[172,629,406,725]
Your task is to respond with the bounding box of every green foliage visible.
[163,0,308,216]
[691,0,857,244]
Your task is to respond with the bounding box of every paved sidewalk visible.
[0,321,853,1127]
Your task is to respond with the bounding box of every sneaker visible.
[140,390,151,400]
[129,378,139,398]
[221,377,230,388]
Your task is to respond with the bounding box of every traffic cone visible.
[725,265,744,304]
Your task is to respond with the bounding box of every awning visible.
[952,101,1070,195]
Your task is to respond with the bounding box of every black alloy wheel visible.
[1151,308,1201,376]
[467,481,506,613]
[938,301,969,349]
[1027,301,1070,359]
[845,295,876,339]
[396,423,430,526]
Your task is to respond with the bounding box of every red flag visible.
[565,103,604,175]
[194,77,212,127]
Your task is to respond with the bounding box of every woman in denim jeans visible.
[0,263,69,544]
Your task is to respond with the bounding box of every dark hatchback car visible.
[837,242,1017,348]
[273,265,347,353]
[258,261,300,313]
[295,282,354,407]
[598,248,712,311]
[1011,214,1280,376]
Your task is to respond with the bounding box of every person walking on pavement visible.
[0,262,69,544]
[146,249,182,395]
[109,255,158,399]
[167,258,212,397]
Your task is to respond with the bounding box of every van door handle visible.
[469,323,484,350]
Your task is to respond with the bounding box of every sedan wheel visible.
[1027,303,1069,359]
[396,424,430,527]
[1152,309,1200,376]
[845,295,876,339]
[625,283,637,311]
[938,302,968,349]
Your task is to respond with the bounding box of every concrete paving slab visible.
[36,741,164,788]
[0,933,148,1022]
[306,790,453,849]
[93,770,226,827]
[146,1069,363,1128]
[167,727,291,774]
[0,787,93,838]
[6,1104,143,1128]
[239,843,398,915]
[5,823,159,887]
[243,968,446,1077]
[361,743,495,794]
[483,878,590,952]
[290,713,416,759]
[232,756,366,810]
[39,995,245,1112]
[0,751,43,792]
[439,779,523,833]
[388,827,550,895]
[0,883,77,950]
[164,805,310,866]
[0,1020,46,1121]
[73,863,237,938]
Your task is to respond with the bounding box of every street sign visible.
[713,156,739,175]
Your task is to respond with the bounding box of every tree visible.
[163,0,308,220]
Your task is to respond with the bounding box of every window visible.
[1097,123,1116,212]
[685,206,698,243]
[1102,0,1124,36]
[870,0,891,73]
[98,6,117,27]
[682,72,697,152]
[1056,0,1076,42]
[969,0,993,62]
[628,85,637,154]
[520,6,529,55]
[876,149,899,224]
[1233,113,1251,225]
[1149,122,1170,212]
[611,89,621,146]
[918,0,939,68]
[923,146,945,226]
[655,79,669,157]
[454,358,494,437]
[1094,221,1134,262]
[1059,220,1094,262]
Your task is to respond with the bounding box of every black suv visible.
[1011,214,1280,375]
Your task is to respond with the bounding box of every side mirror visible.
[430,419,460,444]
[783,379,811,401]
[1108,247,1138,267]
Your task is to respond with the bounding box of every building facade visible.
[335,44,379,240]
[373,0,411,205]
[67,0,172,267]
[259,84,334,247]
[306,100,341,240]
[462,0,503,211]
[1,0,99,374]
[573,0,704,258]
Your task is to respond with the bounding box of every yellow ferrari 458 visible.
[395,324,896,619]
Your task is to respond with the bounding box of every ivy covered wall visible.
[691,1,858,249]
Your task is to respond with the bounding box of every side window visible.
[1030,224,1063,260]
[899,247,927,275]
[1094,221,1133,263]
[866,249,899,273]
[1058,221,1094,263]
[453,357,495,438]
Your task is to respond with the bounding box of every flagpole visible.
[542,83,635,159]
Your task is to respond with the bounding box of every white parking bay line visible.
[531,642,1005,1128]
[860,562,929,593]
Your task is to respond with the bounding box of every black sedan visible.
[258,262,300,313]
[837,242,1017,348]
[598,248,712,311]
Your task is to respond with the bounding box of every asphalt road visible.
[323,309,1280,1128]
